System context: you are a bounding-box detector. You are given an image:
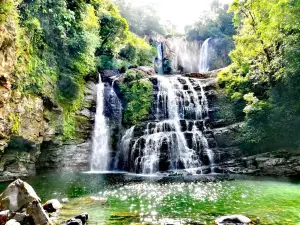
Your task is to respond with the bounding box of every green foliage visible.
[120,70,154,126]
[114,0,168,36]
[95,3,155,71]
[218,0,300,153]
[98,55,118,70]
[0,0,15,25]
[186,1,235,69]
[215,89,245,124]
[119,44,137,62]
[186,2,235,41]
[7,0,160,140]
[8,114,20,135]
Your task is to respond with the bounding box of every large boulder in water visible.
[0,179,53,225]
[215,215,251,225]
[0,179,40,212]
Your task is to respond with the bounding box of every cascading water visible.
[90,76,110,171]
[199,38,211,72]
[156,43,164,74]
[119,75,215,174]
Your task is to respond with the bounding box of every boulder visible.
[74,214,88,225]
[5,219,20,225]
[215,215,251,225]
[66,213,88,225]
[137,66,155,75]
[27,200,53,225]
[61,198,69,203]
[43,199,62,213]
[183,68,223,79]
[0,179,40,212]
[66,218,82,225]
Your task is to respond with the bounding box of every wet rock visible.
[213,123,242,148]
[215,215,251,225]
[37,141,92,172]
[5,219,20,225]
[0,179,40,212]
[183,68,223,79]
[66,218,82,225]
[27,200,53,225]
[100,70,120,82]
[43,199,62,213]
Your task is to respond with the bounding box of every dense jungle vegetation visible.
[186,1,235,70]
[218,0,300,153]
[2,0,300,154]
[1,0,156,138]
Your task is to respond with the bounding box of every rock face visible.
[219,150,300,177]
[0,4,97,177]
[0,78,97,177]
[36,81,97,172]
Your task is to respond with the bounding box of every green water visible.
[1,173,300,225]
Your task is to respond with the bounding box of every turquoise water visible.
[1,173,300,225]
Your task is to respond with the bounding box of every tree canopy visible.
[218,0,300,153]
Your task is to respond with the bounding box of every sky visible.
[127,0,233,32]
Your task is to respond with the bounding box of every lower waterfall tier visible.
[114,75,217,174]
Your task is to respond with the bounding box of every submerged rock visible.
[0,179,40,212]
[215,215,251,225]
[66,213,88,225]
[74,214,88,224]
[66,218,82,225]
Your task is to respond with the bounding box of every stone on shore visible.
[43,199,62,213]
[215,215,251,225]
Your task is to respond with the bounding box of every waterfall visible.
[90,76,110,171]
[119,126,135,171]
[156,43,164,74]
[119,75,215,174]
[198,38,211,72]
[167,37,200,73]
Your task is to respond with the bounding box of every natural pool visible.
[1,173,300,225]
